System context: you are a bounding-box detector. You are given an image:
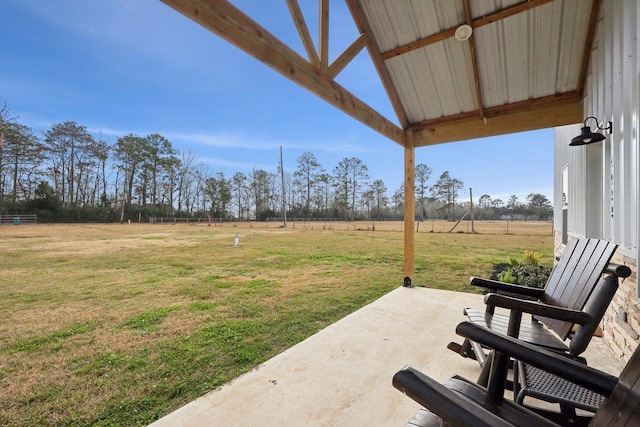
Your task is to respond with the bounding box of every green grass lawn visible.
[0,222,553,426]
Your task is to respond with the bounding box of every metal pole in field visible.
[280,146,287,227]
[469,187,475,233]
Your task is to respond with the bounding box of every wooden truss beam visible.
[286,0,368,80]
[578,0,602,96]
[327,33,367,79]
[161,0,405,145]
[380,0,554,61]
[318,0,329,71]
[411,92,583,146]
[286,0,318,66]
[346,0,410,129]
[462,0,484,120]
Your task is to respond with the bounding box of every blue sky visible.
[0,0,555,203]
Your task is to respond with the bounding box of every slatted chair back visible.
[539,238,617,340]
[592,345,640,426]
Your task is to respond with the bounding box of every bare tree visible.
[231,172,248,220]
[1,122,45,202]
[176,151,199,213]
[204,171,232,217]
[415,163,432,220]
[332,157,369,220]
[90,139,111,206]
[430,171,464,220]
[312,173,332,216]
[293,151,324,215]
[248,167,277,217]
[0,100,18,208]
[392,184,404,217]
[113,133,147,205]
[478,194,492,220]
[506,194,521,220]
[368,179,389,219]
[43,121,95,207]
[143,133,177,206]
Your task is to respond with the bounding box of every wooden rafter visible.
[345,0,409,130]
[160,0,405,145]
[380,0,554,61]
[412,92,582,130]
[318,0,329,71]
[462,0,484,120]
[286,0,366,79]
[578,0,603,97]
[286,0,318,65]
[327,33,367,79]
[412,92,583,146]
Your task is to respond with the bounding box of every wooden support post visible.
[404,132,415,281]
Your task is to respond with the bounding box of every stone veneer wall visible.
[554,232,639,364]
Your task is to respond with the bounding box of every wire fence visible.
[0,215,37,225]
[146,217,553,235]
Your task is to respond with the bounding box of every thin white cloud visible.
[164,129,374,154]
[198,156,273,172]
[16,1,224,70]
[12,112,376,157]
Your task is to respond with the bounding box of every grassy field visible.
[0,221,553,426]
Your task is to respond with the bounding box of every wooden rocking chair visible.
[448,238,629,367]
[394,321,640,427]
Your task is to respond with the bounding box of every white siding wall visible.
[554,0,640,362]
[557,0,639,254]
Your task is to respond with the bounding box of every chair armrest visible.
[484,293,593,325]
[606,263,632,278]
[456,322,618,396]
[469,277,545,298]
[393,367,515,427]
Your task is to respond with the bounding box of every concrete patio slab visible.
[149,286,623,427]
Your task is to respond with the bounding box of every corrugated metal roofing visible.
[359,0,594,123]
[162,0,599,145]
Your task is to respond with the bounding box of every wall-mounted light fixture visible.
[570,116,613,146]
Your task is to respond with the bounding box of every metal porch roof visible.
[160,0,598,147]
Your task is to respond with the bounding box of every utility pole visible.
[280,146,287,227]
[470,187,475,233]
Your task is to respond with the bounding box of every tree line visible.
[0,101,552,223]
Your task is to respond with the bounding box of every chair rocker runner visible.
[394,322,639,427]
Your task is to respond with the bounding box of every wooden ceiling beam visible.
[346,0,409,130]
[577,0,602,97]
[463,0,484,120]
[160,0,405,145]
[411,92,582,129]
[411,92,583,146]
[381,0,554,61]
[286,0,318,66]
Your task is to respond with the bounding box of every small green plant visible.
[494,250,551,289]
[506,255,520,267]
[497,269,517,283]
[522,250,542,266]
[510,263,552,288]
